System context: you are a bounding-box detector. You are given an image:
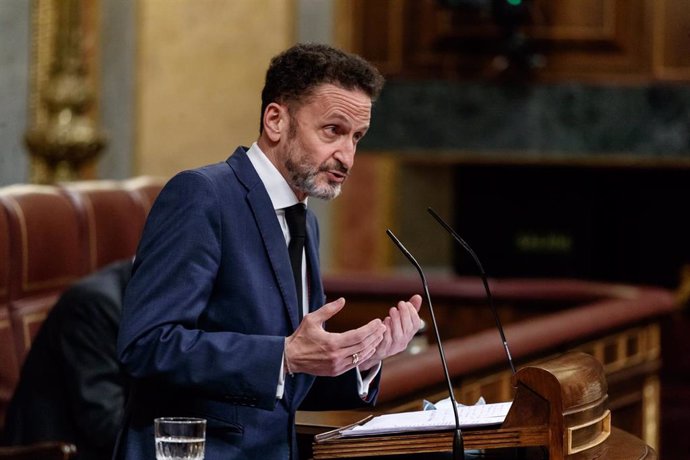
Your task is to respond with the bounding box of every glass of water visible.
[154,417,206,460]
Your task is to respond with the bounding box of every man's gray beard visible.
[286,158,342,201]
[301,173,341,200]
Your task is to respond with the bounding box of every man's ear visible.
[263,102,287,142]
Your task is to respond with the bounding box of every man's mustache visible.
[320,160,349,177]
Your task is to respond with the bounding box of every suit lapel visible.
[227,149,301,330]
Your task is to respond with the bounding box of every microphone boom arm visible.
[386,229,465,460]
[427,207,516,375]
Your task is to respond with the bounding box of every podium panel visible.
[303,353,656,460]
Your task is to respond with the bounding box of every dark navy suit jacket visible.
[115,147,378,460]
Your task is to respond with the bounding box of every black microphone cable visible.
[427,207,516,375]
[386,229,465,460]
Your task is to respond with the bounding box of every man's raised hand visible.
[357,294,423,371]
[284,297,386,376]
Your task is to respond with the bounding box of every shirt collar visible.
[246,142,307,211]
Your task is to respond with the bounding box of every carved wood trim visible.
[341,0,690,82]
[652,0,690,80]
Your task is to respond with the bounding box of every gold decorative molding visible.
[29,0,55,128]
[642,375,660,450]
[26,0,106,184]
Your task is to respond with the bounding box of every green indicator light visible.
[507,0,523,5]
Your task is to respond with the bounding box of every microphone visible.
[427,207,516,375]
[386,229,465,460]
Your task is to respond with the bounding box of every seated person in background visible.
[2,259,132,460]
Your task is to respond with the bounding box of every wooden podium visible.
[307,353,656,459]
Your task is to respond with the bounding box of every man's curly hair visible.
[259,43,385,134]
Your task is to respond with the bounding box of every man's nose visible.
[334,137,356,170]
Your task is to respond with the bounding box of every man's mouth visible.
[326,170,348,183]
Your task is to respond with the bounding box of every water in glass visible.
[154,417,206,460]
[155,436,205,460]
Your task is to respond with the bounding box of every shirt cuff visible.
[355,362,381,399]
[276,350,286,399]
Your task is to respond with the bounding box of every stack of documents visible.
[340,401,512,437]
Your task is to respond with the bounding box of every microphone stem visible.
[386,230,465,460]
[421,282,461,431]
[478,268,516,375]
[453,429,465,460]
[427,207,516,375]
[421,277,465,460]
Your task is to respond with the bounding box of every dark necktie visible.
[284,203,306,318]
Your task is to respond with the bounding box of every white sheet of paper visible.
[341,401,512,437]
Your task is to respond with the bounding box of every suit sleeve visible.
[117,171,284,410]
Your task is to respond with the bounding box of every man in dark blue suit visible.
[116,43,422,460]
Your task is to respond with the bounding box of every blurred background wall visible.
[134,0,294,176]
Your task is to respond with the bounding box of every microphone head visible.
[386,229,420,269]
